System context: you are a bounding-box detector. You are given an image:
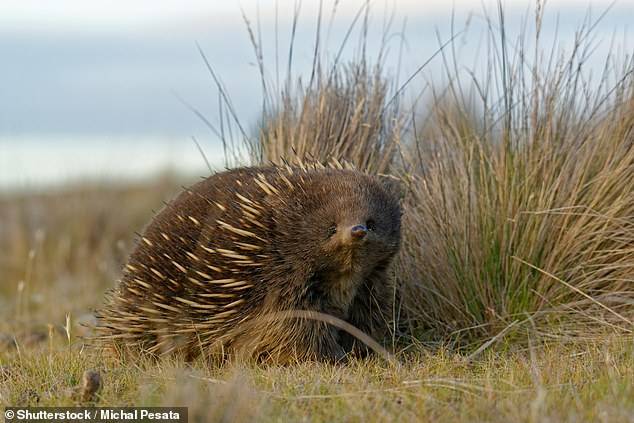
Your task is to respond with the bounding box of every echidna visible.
[96,164,402,363]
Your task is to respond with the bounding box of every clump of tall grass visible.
[216,2,634,347]
[200,2,406,174]
[255,61,401,174]
[399,7,634,344]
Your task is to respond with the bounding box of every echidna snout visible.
[96,164,402,363]
[349,224,368,240]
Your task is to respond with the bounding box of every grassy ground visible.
[2,337,633,422]
[1,182,632,422]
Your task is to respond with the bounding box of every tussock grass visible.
[398,7,634,344]
[215,1,405,174]
[255,62,402,174]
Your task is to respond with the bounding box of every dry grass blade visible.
[249,310,398,366]
[512,256,633,330]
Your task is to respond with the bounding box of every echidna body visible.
[97,165,402,362]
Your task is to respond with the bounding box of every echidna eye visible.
[327,224,337,238]
[366,219,376,231]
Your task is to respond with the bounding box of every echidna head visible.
[318,175,402,276]
[279,170,402,302]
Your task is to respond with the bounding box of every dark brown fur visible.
[96,165,401,363]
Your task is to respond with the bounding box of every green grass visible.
[2,335,633,422]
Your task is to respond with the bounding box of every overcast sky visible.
[0,0,623,29]
[0,0,631,138]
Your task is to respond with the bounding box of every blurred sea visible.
[0,136,220,191]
